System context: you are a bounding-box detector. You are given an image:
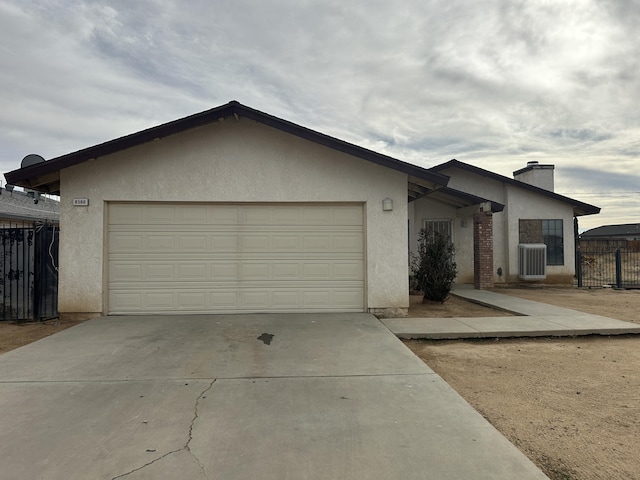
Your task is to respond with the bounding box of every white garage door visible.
[107,203,364,314]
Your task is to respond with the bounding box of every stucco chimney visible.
[513,161,554,192]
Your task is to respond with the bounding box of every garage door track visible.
[0,314,548,479]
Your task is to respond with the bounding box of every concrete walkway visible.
[383,284,640,339]
[0,313,549,480]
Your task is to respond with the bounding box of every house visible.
[7,101,489,320]
[0,186,59,227]
[581,224,640,241]
[412,160,600,285]
[4,101,599,320]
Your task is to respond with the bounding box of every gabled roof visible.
[431,159,600,217]
[4,101,449,197]
[0,187,59,223]
[581,223,640,238]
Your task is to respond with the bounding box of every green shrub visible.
[411,228,457,303]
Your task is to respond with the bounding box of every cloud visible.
[1,0,639,227]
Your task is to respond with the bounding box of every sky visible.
[1,0,639,231]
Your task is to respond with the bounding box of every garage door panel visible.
[109,204,144,224]
[110,264,143,281]
[144,264,175,280]
[146,292,174,309]
[175,264,207,280]
[210,263,239,280]
[210,291,238,308]
[332,205,364,225]
[177,235,208,251]
[108,203,364,314]
[109,286,364,313]
[174,205,209,224]
[109,233,143,252]
[111,292,143,310]
[302,235,332,251]
[145,205,176,223]
[334,290,364,308]
[240,263,271,280]
[333,262,364,279]
[272,235,300,251]
[271,291,301,308]
[272,263,300,279]
[208,206,240,224]
[111,259,363,283]
[334,234,364,251]
[177,292,207,308]
[272,207,303,224]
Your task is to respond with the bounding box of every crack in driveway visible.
[111,379,216,480]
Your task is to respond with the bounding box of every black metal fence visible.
[577,249,640,289]
[1,223,59,321]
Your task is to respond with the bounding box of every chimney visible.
[513,161,554,192]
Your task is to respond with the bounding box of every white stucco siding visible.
[504,186,576,282]
[58,117,409,315]
[435,166,576,284]
[410,197,475,283]
[438,169,507,204]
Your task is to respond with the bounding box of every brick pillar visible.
[473,209,494,289]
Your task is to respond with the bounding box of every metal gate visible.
[577,249,640,289]
[1,223,59,320]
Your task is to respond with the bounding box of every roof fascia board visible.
[6,101,449,191]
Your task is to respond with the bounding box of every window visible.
[542,219,564,265]
[423,219,453,241]
[519,219,564,266]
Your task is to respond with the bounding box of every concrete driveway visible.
[0,314,548,479]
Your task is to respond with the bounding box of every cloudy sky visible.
[1,0,639,231]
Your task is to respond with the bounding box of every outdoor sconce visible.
[382,198,393,211]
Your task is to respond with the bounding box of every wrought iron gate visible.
[577,248,640,289]
[1,224,59,320]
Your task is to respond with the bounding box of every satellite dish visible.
[21,154,45,168]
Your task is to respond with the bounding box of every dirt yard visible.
[0,317,87,355]
[406,286,640,480]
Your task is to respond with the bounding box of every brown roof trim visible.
[426,186,504,213]
[5,101,449,194]
[431,159,600,216]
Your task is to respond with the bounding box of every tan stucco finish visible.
[58,118,409,315]
[432,167,577,284]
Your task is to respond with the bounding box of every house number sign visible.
[73,198,89,206]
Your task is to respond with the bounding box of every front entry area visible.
[107,203,365,314]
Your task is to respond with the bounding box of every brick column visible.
[473,209,494,289]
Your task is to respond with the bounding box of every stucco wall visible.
[436,166,575,284]
[504,186,575,283]
[410,197,475,283]
[58,117,409,316]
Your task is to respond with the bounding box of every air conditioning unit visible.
[518,244,547,280]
